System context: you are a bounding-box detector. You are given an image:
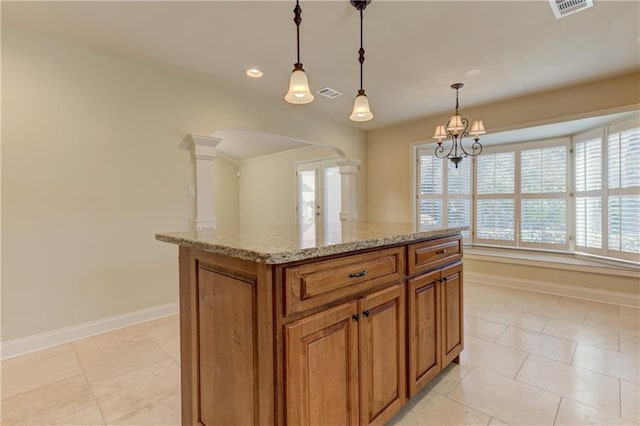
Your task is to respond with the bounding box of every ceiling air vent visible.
[315,87,343,99]
[549,0,593,19]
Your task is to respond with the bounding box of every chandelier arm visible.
[434,137,455,159]
[457,118,471,157]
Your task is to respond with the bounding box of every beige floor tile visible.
[92,359,180,423]
[425,362,473,395]
[53,404,105,425]
[388,390,491,426]
[516,354,621,416]
[522,301,586,324]
[621,380,639,423]
[573,343,640,384]
[464,316,507,342]
[133,314,179,332]
[449,368,560,425]
[144,321,180,362]
[583,304,621,322]
[620,307,640,322]
[542,320,619,351]
[1,375,95,425]
[483,307,548,332]
[555,398,636,426]
[72,326,149,356]
[77,338,169,386]
[584,314,640,333]
[459,336,528,378]
[488,419,509,426]
[464,300,495,319]
[496,327,576,364]
[620,331,640,356]
[1,350,83,399]
[108,393,180,425]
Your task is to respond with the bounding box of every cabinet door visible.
[285,301,360,426]
[359,284,406,426]
[441,262,464,365]
[407,270,441,397]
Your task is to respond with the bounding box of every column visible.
[337,159,361,222]
[191,133,222,230]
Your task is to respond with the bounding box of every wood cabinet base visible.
[177,236,463,425]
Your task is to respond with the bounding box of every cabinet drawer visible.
[408,236,462,275]
[284,247,404,316]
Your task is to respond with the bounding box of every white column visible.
[191,133,222,230]
[337,159,361,222]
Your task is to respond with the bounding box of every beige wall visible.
[212,156,240,229]
[1,27,366,341]
[240,147,330,228]
[367,72,640,223]
[465,258,640,300]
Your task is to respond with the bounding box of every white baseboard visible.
[466,272,640,308]
[1,302,179,361]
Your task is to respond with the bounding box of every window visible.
[475,151,516,244]
[416,149,472,239]
[575,130,604,252]
[415,116,640,263]
[520,144,569,248]
[573,119,640,261]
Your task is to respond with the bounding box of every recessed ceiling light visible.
[465,69,481,76]
[246,68,263,78]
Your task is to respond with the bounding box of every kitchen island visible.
[157,222,466,426]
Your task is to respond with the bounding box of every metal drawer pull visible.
[435,249,447,254]
[348,270,368,278]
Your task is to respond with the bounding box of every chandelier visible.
[432,83,485,168]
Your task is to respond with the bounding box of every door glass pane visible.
[298,170,317,243]
[324,166,341,224]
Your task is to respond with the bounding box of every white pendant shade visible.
[447,115,464,133]
[433,125,448,141]
[350,93,374,122]
[284,68,314,104]
[470,120,486,136]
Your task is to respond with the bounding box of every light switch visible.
[188,185,196,199]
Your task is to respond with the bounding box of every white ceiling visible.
[3,1,639,132]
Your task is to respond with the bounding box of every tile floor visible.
[1,283,639,425]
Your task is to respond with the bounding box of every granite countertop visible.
[156,222,466,264]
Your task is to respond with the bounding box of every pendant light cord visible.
[294,0,302,65]
[358,8,365,91]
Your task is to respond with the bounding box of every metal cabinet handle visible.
[348,270,368,278]
[436,249,447,254]
[363,309,370,317]
[352,313,360,322]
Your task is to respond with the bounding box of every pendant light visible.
[349,0,373,122]
[285,0,314,104]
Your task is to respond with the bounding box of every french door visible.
[296,160,341,243]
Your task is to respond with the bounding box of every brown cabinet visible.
[407,239,464,398]
[285,284,406,426]
[175,234,463,426]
